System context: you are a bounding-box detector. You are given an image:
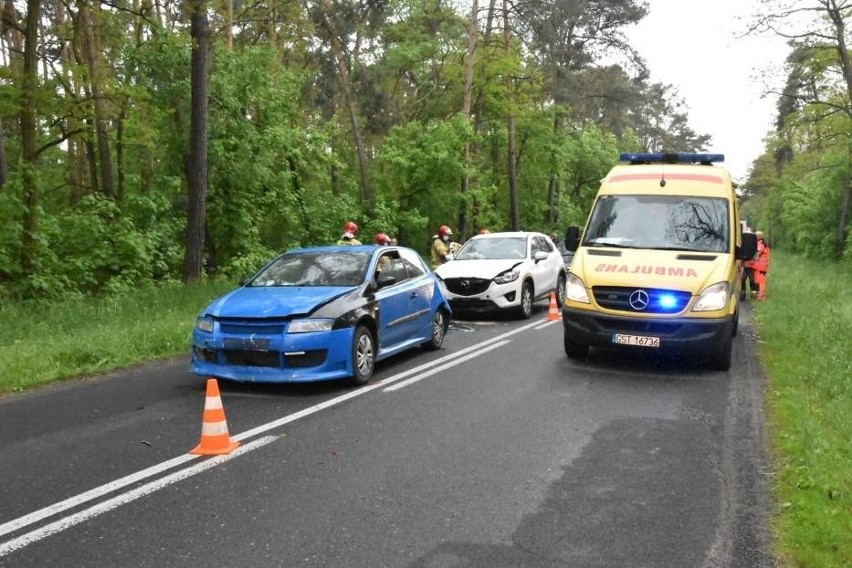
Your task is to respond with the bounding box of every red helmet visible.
[438,225,453,237]
[374,232,390,245]
[343,221,359,234]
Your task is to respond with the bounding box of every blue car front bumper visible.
[191,326,357,383]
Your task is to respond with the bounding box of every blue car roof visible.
[286,245,382,254]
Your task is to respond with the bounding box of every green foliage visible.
[375,113,473,245]
[0,280,236,393]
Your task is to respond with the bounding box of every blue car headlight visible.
[195,316,214,333]
[493,268,519,285]
[288,318,335,333]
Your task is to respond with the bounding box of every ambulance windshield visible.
[583,195,729,253]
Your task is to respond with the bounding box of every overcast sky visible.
[625,0,791,181]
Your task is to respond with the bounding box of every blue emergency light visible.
[619,152,724,165]
[657,293,679,311]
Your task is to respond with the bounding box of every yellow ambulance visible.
[561,153,757,371]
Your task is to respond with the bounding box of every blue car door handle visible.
[410,292,418,300]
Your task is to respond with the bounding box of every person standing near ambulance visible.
[753,231,771,300]
[740,232,759,300]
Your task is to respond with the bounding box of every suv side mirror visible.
[737,232,758,261]
[565,226,581,252]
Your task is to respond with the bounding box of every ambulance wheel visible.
[563,334,588,361]
[733,308,739,337]
[710,333,733,372]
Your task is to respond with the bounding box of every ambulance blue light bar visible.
[620,152,725,165]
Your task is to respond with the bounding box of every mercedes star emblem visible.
[629,289,650,311]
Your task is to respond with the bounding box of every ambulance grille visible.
[593,286,692,314]
[587,249,622,257]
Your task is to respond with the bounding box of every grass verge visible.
[0,279,235,393]
[753,251,851,567]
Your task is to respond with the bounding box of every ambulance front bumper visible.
[562,307,733,351]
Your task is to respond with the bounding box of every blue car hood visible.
[204,285,356,318]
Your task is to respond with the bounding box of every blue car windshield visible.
[249,251,371,287]
[455,237,527,260]
[583,195,730,252]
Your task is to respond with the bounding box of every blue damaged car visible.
[191,245,452,385]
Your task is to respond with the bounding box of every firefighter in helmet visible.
[431,225,456,268]
[337,221,362,245]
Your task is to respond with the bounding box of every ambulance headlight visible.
[565,273,590,304]
[692,282,730,312]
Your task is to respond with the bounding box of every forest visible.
[0,0,848,301]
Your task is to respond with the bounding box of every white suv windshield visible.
[455,237,527,260]
[583,195,730,253]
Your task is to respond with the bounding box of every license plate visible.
[224,338,270,351]
[612,333,660,348]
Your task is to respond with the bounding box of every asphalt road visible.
[0,304,775,567]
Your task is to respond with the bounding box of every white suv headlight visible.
[692,282,730,312]
[493,268,519,285]
[288,319,335,333]
[565,273,590,304]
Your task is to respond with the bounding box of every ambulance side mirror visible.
[565,226,581,252]
[737,232,758,261]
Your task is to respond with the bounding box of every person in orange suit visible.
[752,231,771,300]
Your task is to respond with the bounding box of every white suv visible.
[434,231,567,318]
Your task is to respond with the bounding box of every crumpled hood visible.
[203,285,355,318]
[572,248,731,292]
[435,258,523,280]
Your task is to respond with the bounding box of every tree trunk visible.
[827,0,851,258]
[503,0,519,230]
[836,169,851,259]
[458,0,478,241]
[546,172,558,225]
[0,117,7,187]
[183,0,211,283]
[79,2,115,199]
[321,0,373,210]
[20,0,41,274]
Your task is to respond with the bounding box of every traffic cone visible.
[546,291,561,321]
[190,378,240,456]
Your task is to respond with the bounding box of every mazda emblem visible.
[629,289,650,311]
[460,280,470,289]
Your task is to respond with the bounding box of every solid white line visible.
[0,454,198,539]
[534,320,559,331]
[0,436,276,558]
[233,318,547,441]
[0,316,549,545]
[383,340,510,392]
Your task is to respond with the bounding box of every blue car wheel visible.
[421,309,447,351]
[351,325,375,386]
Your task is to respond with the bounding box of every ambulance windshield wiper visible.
[650,245,706,252]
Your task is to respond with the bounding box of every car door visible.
[374,252,422,350]
[397,247,434,336]
[529,235,560,299]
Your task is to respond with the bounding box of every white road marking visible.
[383,340,510,392]
[0,317,550,554]
[0,436,276,557]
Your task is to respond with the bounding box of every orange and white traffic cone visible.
[190,378,240,456]
[546,291,561,321]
